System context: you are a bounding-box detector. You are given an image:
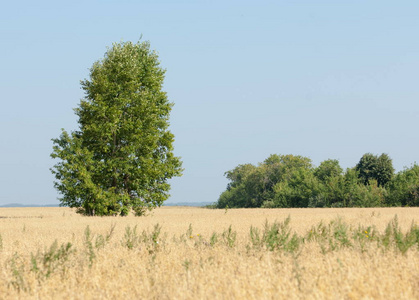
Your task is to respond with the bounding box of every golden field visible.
[0,206,418,299]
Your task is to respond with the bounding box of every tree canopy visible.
[51,41,183,216]
[215,153,417,209]
[356,153,394,187]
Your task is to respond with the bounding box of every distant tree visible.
[51,41,183,216]
[314,159,343,182]
[217,153,402,209]
[356,153,377,185]
[356,153,394,187]
[272,167,321,208]
[217,154,314,208]
[217,164,256,208]
[386,164,419,206]
[348,179,386,207]
[224,164,256,191]
[375,153,395,186]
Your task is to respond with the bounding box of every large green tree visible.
[217,154,314,208]
[314,159,343,182]
[356,153,394,187]
[216,154,398,209]
[386,164,419,206]
[51,41,183,216]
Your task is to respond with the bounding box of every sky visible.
[1,0,419,205]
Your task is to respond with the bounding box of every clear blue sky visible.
[1,0,418,205]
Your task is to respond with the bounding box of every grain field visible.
[0,207,418,299]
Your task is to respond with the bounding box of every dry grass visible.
[0,206,418,299]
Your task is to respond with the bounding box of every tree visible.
[51,41,183,216]
[314,159,343,182]
[375,153,395,187]
[356,153,394,187]
[216,154,314,208]
[217,164,256,208]
[386,164,419,206]
[224,164,256,191]
[272,167,321,208]
[356,153,377,185]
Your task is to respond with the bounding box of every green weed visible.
[8,253,27,292]
[329,218,352,250]
[83,226,96,265]
[95,223,116,249]
[140,223,164,253]
[249,217,300,253]
[264,217,300,253]
[122,225,140,250]
[380,216,418,254]
[210,232,218,246]
[222,225,237,248]
[30,240,74,281]
[352,225,377,252]
[183,259,191,271]
[186,224,193,238]
[305,218,351,253]
[249,226,261,248]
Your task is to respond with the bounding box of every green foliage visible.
[221,225,237,248]
[122,224,163,253]
[356,153,394,187]
[95,223,116,249]
[314,159,343,182]
[305,218,352,253]
[248,216,419,255]
[352,225,377,253]
[30,240,74,281]
[218,154,314,208]
[51,41,182,216]
[141,223,163,253]
[342,174,386,207]
[380,216,419,254]
[217,152,410,209]
[303,216,419,254]
[386,164,419,206]
[8,241,75,291]
[83,226,96,266]
[182,259,191,271]
[8,253,27,292]
[249,226,261,247]
[203,203,217,209]
[217,164,256,208]
[186,223,193,238]
[328,218,352,249]
[376,154,395,186]
[355,180,386,207]
[210,232,219,246]
[224,164,257,191]
[249,217,300,253]
[145,223,162,245]
[83,224,115,265]
[272,168,321,208]
[122,225,140,250]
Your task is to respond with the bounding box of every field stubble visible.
[0,206,418,299]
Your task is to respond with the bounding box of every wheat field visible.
[0,206,418,299]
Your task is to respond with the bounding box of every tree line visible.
[215,153,419,208]
[50,40,417,215]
